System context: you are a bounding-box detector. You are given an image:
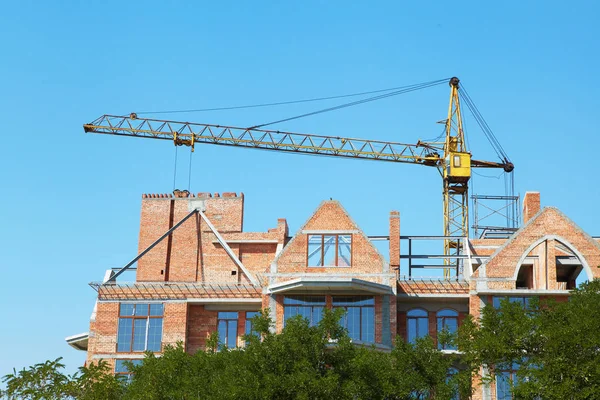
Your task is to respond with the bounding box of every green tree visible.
[1,358,124,400]
[458,280,600,400]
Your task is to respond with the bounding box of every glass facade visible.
[407,309,429,343]
[333,296,375,343]
[117,303,163,353]
[217,312,239,349]
[283,296,326,326]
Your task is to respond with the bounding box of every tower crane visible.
[83,77,513,272]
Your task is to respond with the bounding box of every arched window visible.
[437,309,458,350]
[407,309,428,343]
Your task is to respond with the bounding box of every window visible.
[307,234,352,266]
[496,363,520,400]
[245,311,260,338]
[218,312,239,349]
[447,367,460,400]
[283,296,325,326]
[493,296,531,309]
[333,296,375,343]
[437,309,458,350]
[117,303,163,353]
[114,359,142,383]
[407,309,429,343]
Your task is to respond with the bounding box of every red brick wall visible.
[483,208,600,282]
[275,201,384,275]
[135,193,284,284]
[523,191,541,224]
[86,302,119,364]
[163,302,187,349]
[186,304,218,353]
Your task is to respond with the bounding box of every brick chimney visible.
[389,211,400,268]
[523,192,541,224]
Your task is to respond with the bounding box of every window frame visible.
[407,308,429,343]
[496,363,520,400]
[217,312,239,350]
[114,359,143,384]
[283,296,326,327]
[333,296,375,343]
[117,303,164,353]
[245,311,260,338]
[436,308,459,350]
[306,234,353,267]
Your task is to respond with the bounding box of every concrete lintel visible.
[188,298,262,304]
[301,230,359,234]
[65,332,89,351]
[267,277,392,295]
[265,272,396,278]
[92,354,147,360]
[476,289,571,295]
[212,239,279,244]
[396,293,470,299]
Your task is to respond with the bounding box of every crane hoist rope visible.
[83,77,513,277]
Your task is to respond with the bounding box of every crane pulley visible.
[83,77,513,274]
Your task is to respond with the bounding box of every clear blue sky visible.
[1,0,599,377]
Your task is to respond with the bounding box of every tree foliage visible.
[2,308,461,399]
[458,280,600,400]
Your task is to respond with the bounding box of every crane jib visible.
[83,78,513,267]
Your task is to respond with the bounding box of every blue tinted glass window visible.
[117,303,163,353]
[217,312,239,349]
[494,296,531,309]
[361,306,375,343]
[496,371,513,400]
[115,359,142,373]
[117,318,133,352]
[407,309,429,343]
[334,296,374,343]
[283,296,325,327]
[147,318,163,352]
[437,309,458,350]
[132,319,147,352]
[115,360,143,384]
[245,311,260,336]
[120,304,134,316]
[149,304,164,316]
[134,304,148,316]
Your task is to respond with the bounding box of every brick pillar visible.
[397,311,407,341]
[428,312,437,345]
[389,211,400,270]
[523,192,541,224]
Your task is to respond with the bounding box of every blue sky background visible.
[1,0,599,377]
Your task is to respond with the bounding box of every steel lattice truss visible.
[84,115,445,165]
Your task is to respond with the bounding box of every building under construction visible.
[68,78,598,399]
[67,190,597,399]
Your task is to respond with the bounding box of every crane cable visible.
[134,78,450,116]
[249,78,449,129]
[459,85,511,164]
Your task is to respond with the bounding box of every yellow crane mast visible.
[83,77,513,272]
